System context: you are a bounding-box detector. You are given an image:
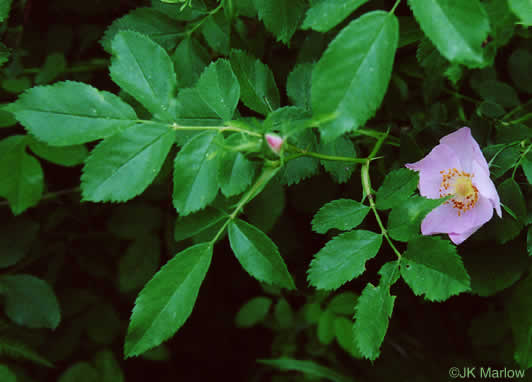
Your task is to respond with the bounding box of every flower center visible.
[439,168,479,216]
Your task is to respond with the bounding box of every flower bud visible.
[265,133,284,155]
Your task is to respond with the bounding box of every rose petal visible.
[421,203,467,235]
[421,195,494,236]
[439,127,489,174]
[265,133,284,154]
[448,225,482,245]
[452,197,495,244]
[406,144,461,199]
[472,160,502,217]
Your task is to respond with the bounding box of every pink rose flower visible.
[265,133,284,155]
[405,127,501,245]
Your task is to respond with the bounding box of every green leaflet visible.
[509,49,532,94]
[312,11,398,142]
[327,291,358,316]
[85,304,121,345]
[58,362,99,382]
[499,178,527,223]
[35,53,67,85]
[463,241,528,297]
[110,31,177,120]
[81,123,175,203]
[172,131,223,215]
[303,302,322,324]
[174,207,227,242]
[2,76,32,94]
[235,296,272,328]
[279,128,319,185]
[108,203,163,239]
[218,151,256,197]
[0,103,16,128]
[286,63,313,110]
[0,217,39,268]
[9,81,137,146]
[0,0,12,22]
[484,144,521,179]
[477,80,520,109]
[508,0,532,26]
[508,275,532,368]
[308,230,383,290]
[302,0,369,32]
[274,298,294,329]
[387,195,447,242]
[230,50,280,116]
[408,0,490,66]
[0,274,61,329]
[258,358,352,382]
[245,179,285,233]
[400,236,471,301]
[353,261,399,360]
[318,136,357,183]
[101,7,183,53]
[489,177,526,244]
[335,316,362,358]
[0,364,21,381]
[526,226,532,256]
[125,243,213,357]
[398,16,424,48]
[0,338,53,367]
[376,168,419,210]
[253,0,306,43]
[196,59,240,121]
[201,12,230,55]
[27,136,88,167]
[312,199,370,234]
[0,136,43,215]
[317,309,336,345]
[264,106,311,137]
[93,350,125,382]
[118,234,161,293]
[175,87,220,121]
[173,37,210,88]
[228,219,295,289]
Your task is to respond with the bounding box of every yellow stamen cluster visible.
[439,168,479,216]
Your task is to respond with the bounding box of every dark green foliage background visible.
[0,0,531,381]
